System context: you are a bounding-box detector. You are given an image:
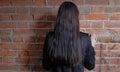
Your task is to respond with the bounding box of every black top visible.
[42,32,95,72]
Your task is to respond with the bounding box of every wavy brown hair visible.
[47,1,82,67]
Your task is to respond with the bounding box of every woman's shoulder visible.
[80,32,90,38]
[80,32,92,43]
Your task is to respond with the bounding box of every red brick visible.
[0,48,2,51]
[85,0,109,5]
[0,0,10,6]
[98,36,112,43]
[0,51,4,56]
[101,65,110,72]
[3,57,14,63]
[107,44,120,50]
[11,0,33,6]
[78,6,91,14]
[0,7,16,14]
[6,51,17,57]
[23,36,45,43]
[34,0,45,6]
[23,36,37,43]
[0,51,7,56]
[112,36,120,43]
[20,65,31,72]
[105,7,120,13]
[109,58,120,64]
[0,64,18,70]
[0,15,10,20]
[0,30,11,36]
[107,29,120,34]
[95,58,101,64]
[28,44,44,51]
[18,51,42,57]
[19,50,42,58]
[94,65,109,72]
[109,0,120,5]
[34,14,47,20]
[37,36,45,42]
[16,7,29,14]
[80,21,91,28]
[0,22,16,28]
[30,7,52,14]
[36,29,51,35]
[1,44,10,50]
[1,37,11,42]
[110,66,120,72]
[29,51,42,57]
[52,7,59,15]
[47,15,56,21]
[30,22,53,28]
[91,22,103,28]
[85,14,107,20]
[95,44,107,50]
[13,29,33,35]
[109,14,120,20]
[12,15,33,20]
[47,0,71,6]
[13,37,23,43]
[72,0,83,5]
[86,29,108,35]
[104,21,120,28]
[0,57,2,63]
[100,51,120,57]
[79,14,84,20]
[29,58,41,65]
[15,58,30,65]
[16,22,29,28]
[10,44,27,51]
[95,58,109,65]
[18,51,30,58]
[101,51,111,57]
[109,51,120,57]
[91,7,105,13]
[95,50,101,57]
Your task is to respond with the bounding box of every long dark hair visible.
[48,1,82,67]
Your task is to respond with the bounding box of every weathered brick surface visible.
[0,0,120,72]
[34,0,46,6]
[0,0,10,6]
[11,0,33,6]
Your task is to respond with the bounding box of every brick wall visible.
[0,0,120,72]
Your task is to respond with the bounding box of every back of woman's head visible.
[56,1,79,32]
[47,1,82,67]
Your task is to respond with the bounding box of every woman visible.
[42,1,96,72]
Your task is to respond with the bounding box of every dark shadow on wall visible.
[21,14,56,72]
